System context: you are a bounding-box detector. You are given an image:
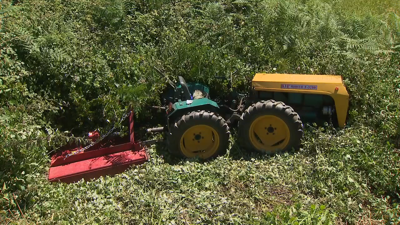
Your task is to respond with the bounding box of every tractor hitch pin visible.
[147,127,165,133]
[152,106,166,110]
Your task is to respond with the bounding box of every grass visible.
[4,144,334,224]
[2,126,399,224]
[327,0,400,16]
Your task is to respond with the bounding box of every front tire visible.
[167,110,230,160]
[238,100,303,154]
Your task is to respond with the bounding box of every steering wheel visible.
[178,76,192,100]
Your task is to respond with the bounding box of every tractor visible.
[48,73,350,183]
[147,73,350,160]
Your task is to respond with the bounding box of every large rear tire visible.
[167,110,230,160]
[238,100,303,154]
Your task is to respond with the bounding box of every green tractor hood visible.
[168,98,220,119]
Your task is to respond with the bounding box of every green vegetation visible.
[1,0,399,223]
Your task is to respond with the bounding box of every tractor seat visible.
[176,76,210,101]
[193,89,206,99]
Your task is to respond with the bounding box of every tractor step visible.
[147,127,165,133]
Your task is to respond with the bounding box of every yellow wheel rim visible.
[249,115,290,153]
[179,125,220,159]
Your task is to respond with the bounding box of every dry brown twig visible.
[12,194,25,219]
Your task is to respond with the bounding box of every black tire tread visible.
[238,100,303,154]
[167,110,230,159]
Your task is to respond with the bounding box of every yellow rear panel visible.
[252,73,350,127]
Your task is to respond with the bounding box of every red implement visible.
[48,111,149,183]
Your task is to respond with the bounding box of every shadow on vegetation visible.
[147,128,298,165]
[148,120,363,164]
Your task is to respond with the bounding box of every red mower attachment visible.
[48,111,149,183]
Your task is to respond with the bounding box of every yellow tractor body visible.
[251,73,350,127]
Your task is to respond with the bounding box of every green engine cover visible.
[173,98,218,110]
[168,98,220,120]
[257,91,335,122]
[258,91,334,108]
